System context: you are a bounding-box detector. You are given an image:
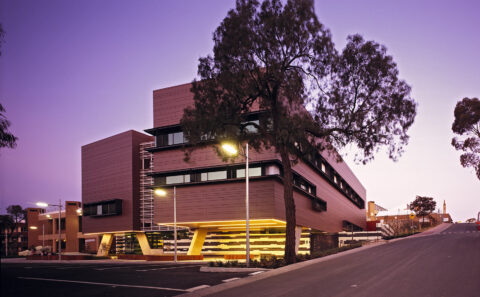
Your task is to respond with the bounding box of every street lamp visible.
[221,141,250,267]
[36,200,62,261]
[154,187,177,263]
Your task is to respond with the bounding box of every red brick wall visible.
[82,130,153,233]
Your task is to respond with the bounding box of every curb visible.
[200,267,269,273]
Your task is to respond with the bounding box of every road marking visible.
[94,264,197,271]
[249,271,265,276]
[222,277,240,282]
[134,265,201,272]
[186,285,210,292]
[17,277,187,292]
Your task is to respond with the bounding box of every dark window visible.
[83,199,122,217]
[143,158,151,170]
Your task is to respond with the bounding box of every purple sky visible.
[0,0,479,220]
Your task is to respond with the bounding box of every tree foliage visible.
[451,97,480,180]
[409,196,436,224]
[0,103,18,149]
[181,0,416,264]
[0,24,18,150]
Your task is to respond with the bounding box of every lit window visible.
[166,175,184,184]
[236,167,261,178]
[201,173,208,181]
[321,163,326,173]
[266,165,280,175]
[334,175,338,184]
[207,171,227,181]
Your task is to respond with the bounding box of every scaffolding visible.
[139,141,175,232]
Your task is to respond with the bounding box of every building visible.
[26,202,98,254]
[81,83,367,258]
[1,221,28,256]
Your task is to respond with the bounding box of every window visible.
[236,167,261,178]
[168,132,185,145]
[83,199,122,217]
[266,165,280,175]
[155,131,186,147]
[207,171,227,181]
[321,163,326,173]
[143,158,151,170]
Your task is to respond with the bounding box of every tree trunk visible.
[279,145,297,264]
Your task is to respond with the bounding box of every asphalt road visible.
[206,223,480,297]
[0,261,251,297]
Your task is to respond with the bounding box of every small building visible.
[26,202,98,254]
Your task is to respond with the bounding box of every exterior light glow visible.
[76,208,82,215]
[46,214,52,219]
[154,188,167,197]
[36,202,49,208]
[29,226,38,230]
[221,143,238,156]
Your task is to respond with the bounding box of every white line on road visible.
[249,271,265,276]
[186,285,211,292]
[17,277,187,292]
[135,265,201,272]
[222,278,241,283]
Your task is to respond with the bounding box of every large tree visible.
[451,97,480,180]
[0,23,18,149]
[181,0,416,264]
[409,196,436,225]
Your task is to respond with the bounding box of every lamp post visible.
[37,200,62,261]
[221,142,250,267]
[154,187,177,263]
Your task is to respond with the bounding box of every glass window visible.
[207,171,227,180]
[244,120,259,133]
[173,132,184,144]
[321,163,326,173]
[143,158,151,170]
[97,205,102,215]
[201,173,208,181]
[237,167,261,178]
[266,165,280,175]
[334,175,338,184]
[166,175,184,184]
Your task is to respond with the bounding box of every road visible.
[0,261,251,297]
[205,223,480,297]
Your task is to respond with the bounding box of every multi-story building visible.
[82,83,367,258]
[1,221,28,256]
[26,202,97,254]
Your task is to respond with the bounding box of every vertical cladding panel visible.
[153,146,279,172]
[65,201,80,252]
[82,130,152,233]
[154,179,275,224]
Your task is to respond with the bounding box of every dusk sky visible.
[0,0,479,220]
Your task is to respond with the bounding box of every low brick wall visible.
[310,233,339,254]
[26,255,95,260]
